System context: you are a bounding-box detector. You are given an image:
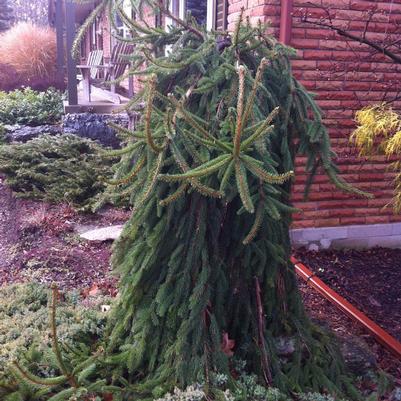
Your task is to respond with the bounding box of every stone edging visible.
[290,222,401,250]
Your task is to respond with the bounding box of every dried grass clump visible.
[0,22,58,87]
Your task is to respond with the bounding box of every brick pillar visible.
[227,0,281,35]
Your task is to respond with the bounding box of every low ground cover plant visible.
[0,123,5,143]
[0,134,115,210]
[0,283,349,401]
[0,87,63,126]
[0,283,111,401]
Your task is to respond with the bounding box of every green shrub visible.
[154,381,290,401]
[0,123,5,143]
[0,87,63,126]
[0,134,115,210]
[0,283,111,400]
[299,394,346,401]
[154,379,350,401]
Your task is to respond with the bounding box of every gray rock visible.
[338,336,377,375]
[4,124,62,142]
[74,224,99,235]
[80,225,124,241]
[308,243,320,252]
[320,238,331,249]
[275,336,296,357]
[390,387,401,401]
[62,113,133,148]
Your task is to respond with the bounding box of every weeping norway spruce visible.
[8,1,369,399]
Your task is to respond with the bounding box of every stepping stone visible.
[80,225,124,241]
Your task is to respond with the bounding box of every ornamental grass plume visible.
[0,22,57,86]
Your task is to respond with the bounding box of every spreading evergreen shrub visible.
[0,283,111,401]
[0,88,63,126]
[0,123,5,143]
[0,134,115,210]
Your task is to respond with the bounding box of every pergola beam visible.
[55,0,64,81]
[279,0,293,45]
[65,0,78,105]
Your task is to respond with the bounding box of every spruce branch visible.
[106,122,149,141]
[182,128,227,150]
[11,362,68,387]
[142,46,186,69]
[169,141,224,198]
[232,8,244,48]
[240,107,279,151]
[234,65,246,158]
[243,200,264,245]
[105,154,146,185]
[158,154,231,182]
[241,155,294,185]
[168,95,232,152]
[155,0,204,40]
[219,159,235,192]
[242,58,270,126]
[145,74,164,153]
[50,284,78,388]
[134,145,166,211]
[72,0,108,59]
[255,277,273,385]
[100,139,145,156]
[235,160,254,213]
[159,182,189,206]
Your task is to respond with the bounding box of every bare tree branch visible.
[302,17,401,64]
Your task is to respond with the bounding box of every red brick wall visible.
[228,0,281,33]
[228,0,401,229]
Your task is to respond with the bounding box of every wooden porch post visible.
[279,0,293,45]
[65,0,78,105]
[55,0,64,81]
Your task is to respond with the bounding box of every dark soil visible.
[0,179,130,292]
[295,247,401,384]
[298,280,401,383]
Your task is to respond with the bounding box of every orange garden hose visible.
[291,256,401,359]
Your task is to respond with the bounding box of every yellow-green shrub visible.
[351,104,401,212]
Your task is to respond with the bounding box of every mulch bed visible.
[295,248,401,384]
[294,248,401,343]
[298,281,401,383]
